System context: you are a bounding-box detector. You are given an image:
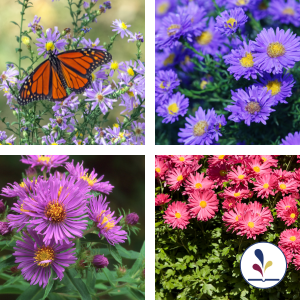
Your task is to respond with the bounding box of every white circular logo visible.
[240,242,287,289]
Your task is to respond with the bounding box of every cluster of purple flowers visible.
[0,0,145,145]
[155,0,300,145]
[0,155,128,288]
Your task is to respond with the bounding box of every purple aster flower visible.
[80,38,105,50]
[20,155,69,172]
[253,27,300,74]
[155,0,176,18]
[126,212,139,225]
[215,8,248,36]
[249,1,269,20]
[42,135,66,145]
[83,1,89,9]
[23,174,90,245]
[131,121,145,145]
[178,107,227,145]
[91,0,98,3]
[226,0,258,11]
[156,92,189,124]
[5,135,16,145]
[0,200,5,214]
[36,27,68,58]
[25,167,38,180]
[269,0,300,27]
[65,160,114,194]
[0,222,11,235]
[255,72,294,105]
[224,40,262,80]
[103,1,111,9]
[13,229,76,288]
[28,15,43,33]
[88,195,127,245]
[84,81,115,114]
[1,67,19,85]
[281,132,300,145]
[52,92,80,113]
[155,69,180,104]
[156,12,192,50]
[111,19,132,39]
[92,254,109,270]
[128,32,144,43]
[225,85,275,126]
[0,131,7,142]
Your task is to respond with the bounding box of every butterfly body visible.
[18,48,112,105]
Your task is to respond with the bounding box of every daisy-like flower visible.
[259,155,278,167]
[171,155,195,167]
[28,15,43,33]
[166,166,188,191]
[249,1,269,20]
[223,186,249,202]
[111,19,132,39]
[178,107,227,145]
[88,195,127,245]
[156,92,189,123]
[293,254,300,270]
[20,155,69,172]
[187,190,219,221]
[155,157,168,179]
[248,201,273,225]
[36,27,68,58]
[253,174,277,199]
[276,195,297,217]
[207,163,229,188]
[80,38,105,50]
[184,172,213,195]
[253,27,300,74]
[279,228,300,252]
[163,201,190,229]
[84,81,115,114]
[281,132,300,145]
[215,8,248,36]
[276,178,298,196]
[155,194,171,206]
[273,169,293,181]
[281,206,299,226]
[23,174,90,245]
[224,41,262,80]
[247,156,271,177]
[225,85,274,126]
[42,135,65,145]
[13,229,76,288]
[255,72,294,105]
[222,198,237,211]
[155,0,175,18]
[207,155,228,166]
[222,202,248,232]
[1,67,19,85]
[227,165,248,187]
[279,245,293,266]
[65,160,114,194]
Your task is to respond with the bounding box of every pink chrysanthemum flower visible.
[276,178,298,196]
[183,172,213,195]
[171,155,195,166]
[166,166,189,191]
[235,211,267,240]
[259,155,278,167]
[293,254,300,270]
[65,160,114,194]
[227,165,248,187]
[248,201,273,226]
[163,201,190,229]
[222,202,248,232]
[193,155,204,161]
[276,195,297,217]
[227,155,250,165]
[247,157,270,177]
[279,228,300,252]
[187,190,219,221]
[20,155,69,172]
[222,198,237,211]
[207,164,229,188]
[281,206,299,226]
[223,186,249,202]
[207,155,228,166]
[279,245,293,266]
[155,194,171,206]
[155,157,168,179]
[273,169,293,181]
[253,173,277,199]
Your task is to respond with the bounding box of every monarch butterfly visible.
[18,48,112,106]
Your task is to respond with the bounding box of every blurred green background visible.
[0,155,145,299]
[0,0,145,136]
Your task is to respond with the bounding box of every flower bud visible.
[10,266,20,274]
[116,266,127,277]
[25,167,37,180]
[22,131,28,138]
[13,110,18,117]
[0,222,11,235]
[92,254,109,270]
[126,212,139,225]
[0,200,5,214]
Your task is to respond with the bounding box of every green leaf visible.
[42,269,54,300]
[48,293,67,300]
[115,244,140,259]
[16,285,44,300]
[102,267,116,287]
[82,233,100,242]
[11,21,20,27]
[0,255,16,271]
[202,283,215,296]
[85,269,96,294]
[108,244,122,264]
[64,268,92,300]
[129,242,145,276]
[128,288,145,300]
[0,286,24,295]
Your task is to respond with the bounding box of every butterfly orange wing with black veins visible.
[57,48,112,93]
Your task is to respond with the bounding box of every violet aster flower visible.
[155,0,176,18]
[13,229,76,288]
[225,85,275,126]
[36,27,68,58]
[20,155,69,172]
[103,1,111,9]
[92,254,109,270]
[226,0,257,10]
[88,195,127,245]
[131,121,145,145]
[0,222,11,235]
[126,212,139,225]
[0,131,7,142]
[111,19,132,39]
[1,67,19,85]
[28,15,43,33]
[128,32,144,43]
[215,8,248,36]
[253,27,300,74]
[0,200,5,214]
[80,38,105,50]
[269,0,300,27]
[84,81,115,114]
[83,1,89,9]
[42,135,66,145]
[65,160,114,194]
[281,132,300,145]
[249,1,269,20]
[178,107,227,145]
[255,72,294,105]
[156,92,189,123]
[22,174,90,245]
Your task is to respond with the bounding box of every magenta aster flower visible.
[247,157,271,177]
[88,195,127,245]
[279,245,293,266]
[248,201,273,226]
[222,198,237,211]
[223,186,249,202]
[0,222,11,235]
[227,165,249,187]
[276,178,298,195]
[207,164,229,188]
[65,160,114,194]
[163,201,190,230]
[184,172,213,195]
[23,174,90,245]
[155,194,171,206]
[20,155,69,172]
[253,173,277,199]
[166,166,188,191]
[276,195,297,217]
[13,229,76,288]
[222,202,248,232]
[279,228,300,252]
[92,254,109,270]
[281,206,299,226]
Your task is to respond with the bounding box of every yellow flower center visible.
[245,101,261,114]
[285,205,291,210]
[38,155,51,164]
[219,155,225,159]
[157,2,170,14]
[97,210,115,230]
[22,36,30,45]
[226,18,237,28]
[283,7,295,15]
[45,41,55,51]
[127,67,134,76]
[113,123,119,128]
[110,61,119,70]
[200,80,208,89]
[290,236,296,241]
[290,213,296,219]
[259,2,268,10]
[195,183,202,189]
[177,175,183,181]
[220,170,227,176]
[168,103,179,115]
[253,166,260,173]
[240,52,254,67]
[175,212,181,219]
[262,157,267,162]
[279,183,286,190]
[80,172,97,186]
[167,24,181,36]
[155,167,161,173]
[159,82,165,89]
[91,73,96,81]
[179,156,185,162]
[127,91,134,97]
[45,201,66,223]
[197,31,213,45]
[51,143,58,145]
[96,93,104,102]
[193,120,208,136]
[238,175,245,180]
[266,80,281,96]
[248,222,255,228]
[163,53,175,66]
[236,0,249,5]
[199,201,207,208]
[234,192,240,197]
[235,215,241,221]
[120,22,127,30]
[263,183,269,189]
[267,42,285,58]
[34,245,55,267]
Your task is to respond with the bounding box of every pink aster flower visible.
[259,155,278,167]
[88,195,127,245]
[281,206,299,226]
[222,198,237,211]
[247,157,270,177]
[166,166,189,191]
[293,254,300,270]
[222,202,248,232]
[276,195,297,220]
[207,164,229,188]
[163,201,190,229]
[248,201,273,226]
[207,155,228,166]
[20,155,69,172]
[253,173,277,199]
[279,228,300,252]
[171,155,195,167]
[279,245,293,266]
[273,169,293,181]
[65,160,114,194]
[227,155,250,165]
[183,172,213,195]
[187,190,219,221]
[155,194,171,206]
[227,165,249,187]
[223,186,249,202]
[276,178,298,196]
[155,157,168,179]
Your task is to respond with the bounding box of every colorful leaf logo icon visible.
[252,264,263,277]
[264,261,273,273]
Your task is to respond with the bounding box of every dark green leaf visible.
[16,285,44,300]
[115,244,139,259]
[82,233,100,242]
[48,293,67,300]
[0,255,16,271]
[108,244,122,264]
[42,269,54,300]
[11,21,20,27]
[128,288,145,300]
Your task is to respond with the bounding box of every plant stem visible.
[57,293,81,299]
[18,0,26,77]
[94,283,129,297]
